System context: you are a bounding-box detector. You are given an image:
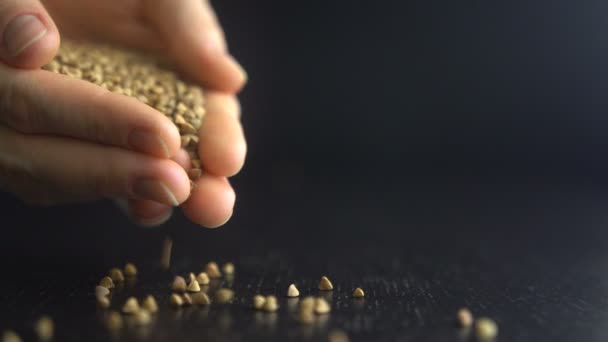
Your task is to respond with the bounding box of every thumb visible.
[0,0,59,69]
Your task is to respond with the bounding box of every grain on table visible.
[319,276,333,291]
[142,295,159,313]
[122,297,139,314]
[353,287,365,298]
[124,263,137,277]
[287,284,300,297]
[215,288,234,304]
[475,317,498,340]
[172,276,187,292]
[457,308,473,328]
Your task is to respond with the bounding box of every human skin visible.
[0,0,247,228]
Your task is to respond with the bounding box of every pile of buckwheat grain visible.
[42,40,205,185]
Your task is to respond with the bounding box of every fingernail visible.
[206,210,233,229]
[135,209,173,228]
[132,179,179,206]
[3,15,47,57]
[113,197,172,227]
[128,130,170,158]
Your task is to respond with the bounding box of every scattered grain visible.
[170,293,183,308]
[99,276,115,289]
[124,263,137,277]
[253,295,266,310]
[97,296,111,309]
[196,272,210,285]
[319,276,333,291]
[106,311,123,331]
[457,308,473,328]
[298,309,315,324]
[2,330,21,342]
[287,284,300,297]
[215,288,234,304]
[314,297,331,314]
[95,285,110,298]
[182,293,193,306]
[222,262,235,275]
[206,262,222,278]
[188,168,202,180]
[133,309,152,325]
[475,317,498,340]
[263,295,279,312]
[160,237,173,270]
[299,296,315,312]
[34,316,53,340]
[187,279,201,292]
[328,329,350,342]
[109,268,125,282]
[172,276,187,292]
[122,297,139,314]
[192,292,211,305]
[142,295,158,313]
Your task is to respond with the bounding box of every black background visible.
[2,0,608,341]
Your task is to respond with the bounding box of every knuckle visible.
[81,87,112,143]
[0,74,35,133]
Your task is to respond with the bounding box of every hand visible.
[0,0,247,228]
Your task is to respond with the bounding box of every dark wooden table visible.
[1,183,607,341]
[2,0,608,340]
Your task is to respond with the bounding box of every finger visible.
[198,92,246,176]
[0,65,180,158]
[114,198,173,227]
[146,0,247,93]
[172,148,192,170]
[1,126,191,206]
[180,173,235,228]
[0,0,60,68]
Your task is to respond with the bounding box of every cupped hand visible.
[0,0,247,228]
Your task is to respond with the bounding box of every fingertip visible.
[223,135,247,177]
[206,209,233,229]
[134,159,191,206]
[181,174,235,228]
[13,26,59,69]
[222,54,247,93]
[2,13,60,69]
[199,132,246,177]
[158,159,191,205]
[199,106,247,177]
